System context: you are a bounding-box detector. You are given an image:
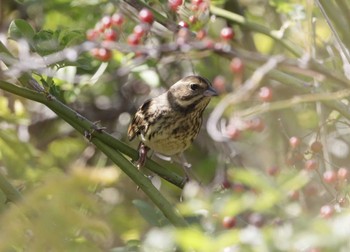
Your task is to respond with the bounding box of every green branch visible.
[209,5,302,57]
[0,40,188,226]
[0,79,184,187]
[0,80,188,227]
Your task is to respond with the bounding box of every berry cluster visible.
[220,122,350,232]
[86,0,236,63]
[86,8,154,61]
[86,13,125,61]
[285,136,349,217]
[171,0,235,46]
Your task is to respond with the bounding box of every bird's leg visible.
[135,142,150,169]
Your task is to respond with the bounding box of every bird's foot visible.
[134,142,149,169]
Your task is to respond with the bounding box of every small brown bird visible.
[128,75,217,175]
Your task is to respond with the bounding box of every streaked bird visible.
[128,75,217,177]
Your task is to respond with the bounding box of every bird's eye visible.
[190,84,200,91]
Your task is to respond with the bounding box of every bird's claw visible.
[134,142,149,169]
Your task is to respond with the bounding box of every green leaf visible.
[59,30,85,47]
[33,30,60,55]
[133,199,170,227]
[8,19,35,41]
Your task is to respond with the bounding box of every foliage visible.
[1,0,350,251]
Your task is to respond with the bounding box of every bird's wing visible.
[127,99,152,141]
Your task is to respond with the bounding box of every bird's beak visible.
[203,86,218,97]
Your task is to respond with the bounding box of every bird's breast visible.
[140,110,203,156]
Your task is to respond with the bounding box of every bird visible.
[127,75,217,177]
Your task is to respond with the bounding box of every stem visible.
[94,139,188,227]
[0,80,188,226]
[317,0,350,50]
[209,5,302,57]
[49,104,188,227]
[237,89,350,118]
[0,81,185,188]
[124,0,178,32]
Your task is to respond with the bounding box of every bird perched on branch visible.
[128,75,217,177]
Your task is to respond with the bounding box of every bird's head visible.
[168,75,217,110]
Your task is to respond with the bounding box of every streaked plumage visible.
[128,75,217,168]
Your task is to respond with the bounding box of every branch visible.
[0,80,184,187]
[237,89,350,118]
[209,5,302,57]
[0,80,188,226]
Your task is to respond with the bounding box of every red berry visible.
[178,20,189,28]
[222,216,237,229]
[305,159,318,171]
[190,4,199,11]
[127,34,141,45]
[104,29,118,41]
[86,29,99,41]
[168,0,183,11]
[95,22,105,33]
[259,86,273,102]
[226,125,241,140]
[221,180,232,189]
[90,48,99,57]
[288,190,300,201]
[203,39,214,49]
[133,24,146,38]
[323,170,337,184]
[196,29,207,40]
[220,27,234,40]
[320,205,334,218]
[230,57,244,73]
[101,16,112,29]
[289,136,301,149]
[266,166,280,176]
[112,13,124,26]
[310,141,323,153]
[192,0,204,6]
[139,8,154,24]
[337,167,349,181]
[189,15,197,24]
[198,1,208,11]
[93,48,112,61]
